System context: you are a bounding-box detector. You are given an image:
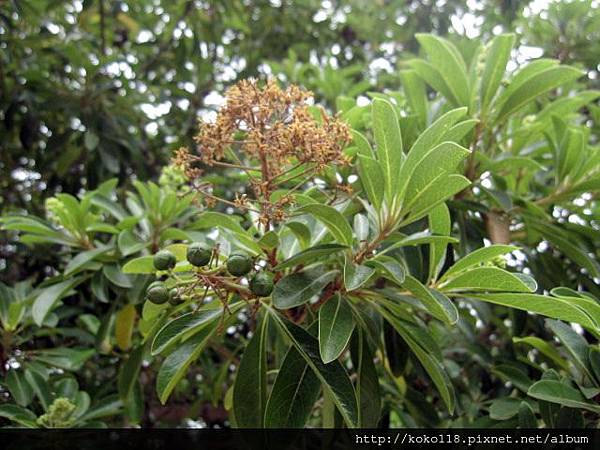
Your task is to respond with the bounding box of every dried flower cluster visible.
[196,79,350,170]
[174,79,352,228]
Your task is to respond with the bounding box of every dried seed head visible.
[193,79,351,175]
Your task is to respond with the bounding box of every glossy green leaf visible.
[6,370,33,407]
[151,307,224,356]
[440,267,537,293]
[527,380,600,413]
[122,255,155,274]
[0,405,37,428]
[480,34,515,111]
[343,259,375,291]
[274,244,348,270]
[318,294,355,363]
[272,268,338,309]
[357,155,385,211]
[416,34,469,106]
[428,204,450,282]
[264,345,320,428]
[440,245,518,281]
[378,307,455,413]
[233,316,269,428]
[372,98,403,197]
[546,319,594,379]
[32,276,86,326]
[350,329,381,427]
[64,246,110,276]
[267,307,359,428]
[156,321,218,404]
[467,294,597,332]
[402,275,458,324]
[295,204,353,246]
[495,66,583,123]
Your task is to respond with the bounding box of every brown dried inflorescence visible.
[195,79,350,170]
[175,79,351,228]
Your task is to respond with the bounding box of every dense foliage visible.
[0,0,599,429]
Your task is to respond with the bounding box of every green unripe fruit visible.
[187,242,212,267]
[226,252,253,276]
[250,272,274,297]
[146,282,170,304]
[153,250,177,271]
[169,288,184,306]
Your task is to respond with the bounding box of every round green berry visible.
[169,288,184,306]
[187,242,212,267]
[146,282,170,304]
[226,252,253,277]
[153,250,177,271]
[250,272,274,297]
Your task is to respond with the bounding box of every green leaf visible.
[233,316,269,428]
[527,380,600,413]
[151,307,224,356]
[79,395,123,422]
[492,364,533,392]
[480,34,515,111]
[440,267,537,293]
[295,204,353,246]
[534,224,600,279]
[32,348,95,371]
[272,268,338,309]
[400,70,427,127]
[24,369,51,411]
[494,65,583,123]
[366,257,406,286]
[190,212,261,255]
[512,336,569,371]
[64,247,110,276]
[103,264,133,288]
[156,321,218,404]
[264,345,320,428]
[6,370,33,407]
[379,231,459,257]
[372,98,403,197]
[257,231,279,250]
[357,155,385,211]
[440,245,518,281]
[403,174,471,223]
[428,204,450,282]
[402,275,458,324]
[398,108,467,199]
[545,319,594,380]
[122,256,155,274]
[404,142,470,209]
[489,397,521,420]
[318,295,355,363]
[467,294,597,332]
[590,348,600,385]
[377,307,455,413]
[0,404,37,427]
[407,59,461,106]
[351,130,375,158]
[274,244,348,270]
[32,277,85,326]
[343,259,375,291]
[416,34,469,106]
[350,329,381,427]
[518,401,537,428]
[118,345,145,402]
[267,307,359,428]
[118,230,147,256]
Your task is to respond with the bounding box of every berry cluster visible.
[145,243,274,306]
